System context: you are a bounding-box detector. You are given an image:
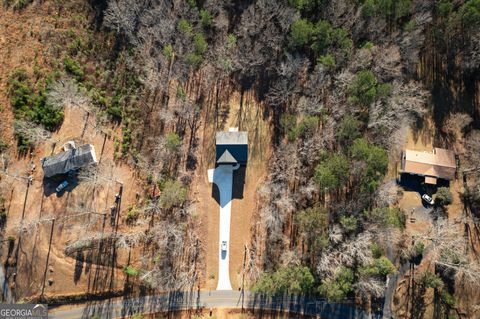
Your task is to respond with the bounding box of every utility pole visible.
[40,218,55,300]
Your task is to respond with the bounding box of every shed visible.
[42,144,97,178]
[401,148,456,184]
[215,131,248,165]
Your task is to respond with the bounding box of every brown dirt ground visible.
[0,2,145,300]
[193,89,271,291]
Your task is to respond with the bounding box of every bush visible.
[337,115,362,143]
[165,132,182,153]
[318,267,354,301]
[226,34,237,48]
[288,19,316,49]
[185,53,203,66]
[123,265,139,276]
[417,271,444,289]
[193,33,208,55]
[348,70,377,106]
[340,215,358,233]
[458,0,480,30]
[288,0,322,11]
[364,207,405,229]
[178,19,193,37]
[200,9,213,28]
[359,256,395,277]
[63,56,84,81]
[437,0,453,17]
[317,54,336,68]
[8,69,64,132]
[126,205,139,224]
[0,139,8,153]
[314,153,350,190]
[160,180,187,209]
[435,187,453,206]
[253,266,315,295]
[350,138,388,191]
[162,44,174,59]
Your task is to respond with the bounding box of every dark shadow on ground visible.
[43,172,79,197]
[232,165,246,200]
[211,165,246,206]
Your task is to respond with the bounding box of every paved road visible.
[49,291,381,319]
[0,262,14,303]
[209,164,239,290]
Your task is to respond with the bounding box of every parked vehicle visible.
[422,194,434,205]
[56,181,69,193]
[221,240,227,252]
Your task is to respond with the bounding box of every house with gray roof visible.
[42,144,97,178]
[215,130,248,166]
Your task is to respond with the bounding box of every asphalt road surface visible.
[49,290,381,319]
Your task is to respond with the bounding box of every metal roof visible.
[42,144,97,178]
[215,131,248,145]
[401,148,456,180]
[217,150,238,164]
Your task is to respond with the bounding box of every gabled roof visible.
[217,150,238,164]
[216,131,248,145]
[402,148,456,180]
[42,144,97,178]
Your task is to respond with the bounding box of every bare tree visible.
[46,79,91,111]
[13,120,51,146]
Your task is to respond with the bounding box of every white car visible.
[422,194,434,205]
[221,240,227,252]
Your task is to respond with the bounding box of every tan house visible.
[400,148,456,185]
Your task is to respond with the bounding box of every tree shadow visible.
[74,251,85,284]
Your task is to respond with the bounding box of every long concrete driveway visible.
[208,164,239,290]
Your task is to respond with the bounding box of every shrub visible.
[162,44,174,59]
[200,9,213,28]
[318,267,354,301]
[0,139,8,153]
[8,69,64,132]
[226,34,237,48]
[437,0,453,17]
[340,215,358,233]
[160,180,187,209]
[435,187,453,206]
[359,256,395,277]
[288,19,316,49]
[185,53,203,66]
[121,126,132,157]
[123,265,139,276]
[348,70,377,106]
[403,19,416,32]
[314,153,350,190]
[337,115,362,143]
[317,54,336,68]
[364,207,405,229]
[253,266,315,295]
[165,132,182,153]
[350,138,388,191]
[193,33,208,55]
[63,56,84,81]
[417,271,444,289]
[126,205,139,224]
[280,114,298,141]
[370,242,383,259]
[289,0,322,11]
[458,0,480,30]
[178,19,193,37]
